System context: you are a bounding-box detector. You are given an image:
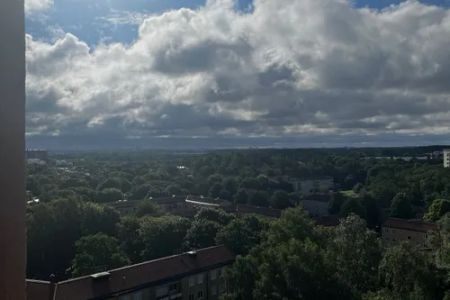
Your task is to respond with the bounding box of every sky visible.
[25,0,450,149]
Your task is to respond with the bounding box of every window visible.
[189,294,194,300]
[189,275,196,287]
[169,282,180,293]
[210,269,217,280]
[132,291,143,300]
[197,273,204,284]
[198,291,204,299]
[156,285,169,297]
[211,284,217,296]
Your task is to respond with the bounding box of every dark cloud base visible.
[26,134,450,151]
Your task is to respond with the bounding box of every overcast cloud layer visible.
[26,0,450,148]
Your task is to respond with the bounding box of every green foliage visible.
[379,243,446,300]
[340,198,366,218]
[234,188,248,204]
[96,188,123,203]
[194,208,234,226]
[390,192,413,219]
[27,199,120,279]
[71,233,129,277]
[129,184,152,200]
[135,199,161,217]
[254,239,352,300]
[267,207,317,244]
[249,191,269,207]
[139,216,191,260]
[117,216,144,263]
[216,215,267,255]
[184,219,221,249]
[270,190,291,209]
[424,199,450,222]
[327,215,381,296]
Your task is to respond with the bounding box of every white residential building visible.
[444,149,450,168]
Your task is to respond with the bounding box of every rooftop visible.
[27,245,235,300]
[383,218,438,233]
[236,204,282,218]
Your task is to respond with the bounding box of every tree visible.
[208,182,223,198]
[139,216,191,260]
[249,191,269,207]
[327,215,381,297]
[80,203,120,236]
[118,216,145,263]
[390,192,413,219]
[97,178,122,191]
[379,242,446,300]
[194,208,234,226]
[424,199,450,222]
[340,198,365,219]
[361,193,381,228]
[129,184,152,200]
[71,233,129,277]
[329,192,345,214]
[253,239,352,300]
[266,206,317,245]
[27,199,122,279]
[216,215,267,255]
[234,188,248,204]
[270,190,291,209]
[224,255,260,300]
[184,219,221,249]
[135,199,161,217]
[96,188,123,203]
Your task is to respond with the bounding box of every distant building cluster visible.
[27,245,234,300]
[289,177,334,196]
[26,149,48,161]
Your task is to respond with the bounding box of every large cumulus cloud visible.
[26,0,450,146]
[25,0,53,14]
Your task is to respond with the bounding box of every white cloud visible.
[25,0,53,14]
[26,0,450,145]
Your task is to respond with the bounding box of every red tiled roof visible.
[313,215,340,227]
[383,218,438,233]
[45,245,234,300]
[153,196,186,205]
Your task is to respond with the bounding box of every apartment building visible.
[27,245,235,300]
[444,149,450,168]
[382,218,438,249]
[290,177,334,196]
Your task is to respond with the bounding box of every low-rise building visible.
[236,204,282,218]
[300,200,329,217]
[290,177,334,196]
[27,245,235,300]
[382,218,438,249]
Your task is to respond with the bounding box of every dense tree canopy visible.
[25,147,450,299]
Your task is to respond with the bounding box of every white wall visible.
[0,0,26,299]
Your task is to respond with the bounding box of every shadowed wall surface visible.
[0,0,26,299]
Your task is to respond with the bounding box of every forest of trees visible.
[25,148,450,299]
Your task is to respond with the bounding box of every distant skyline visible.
[25,0,450,149]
